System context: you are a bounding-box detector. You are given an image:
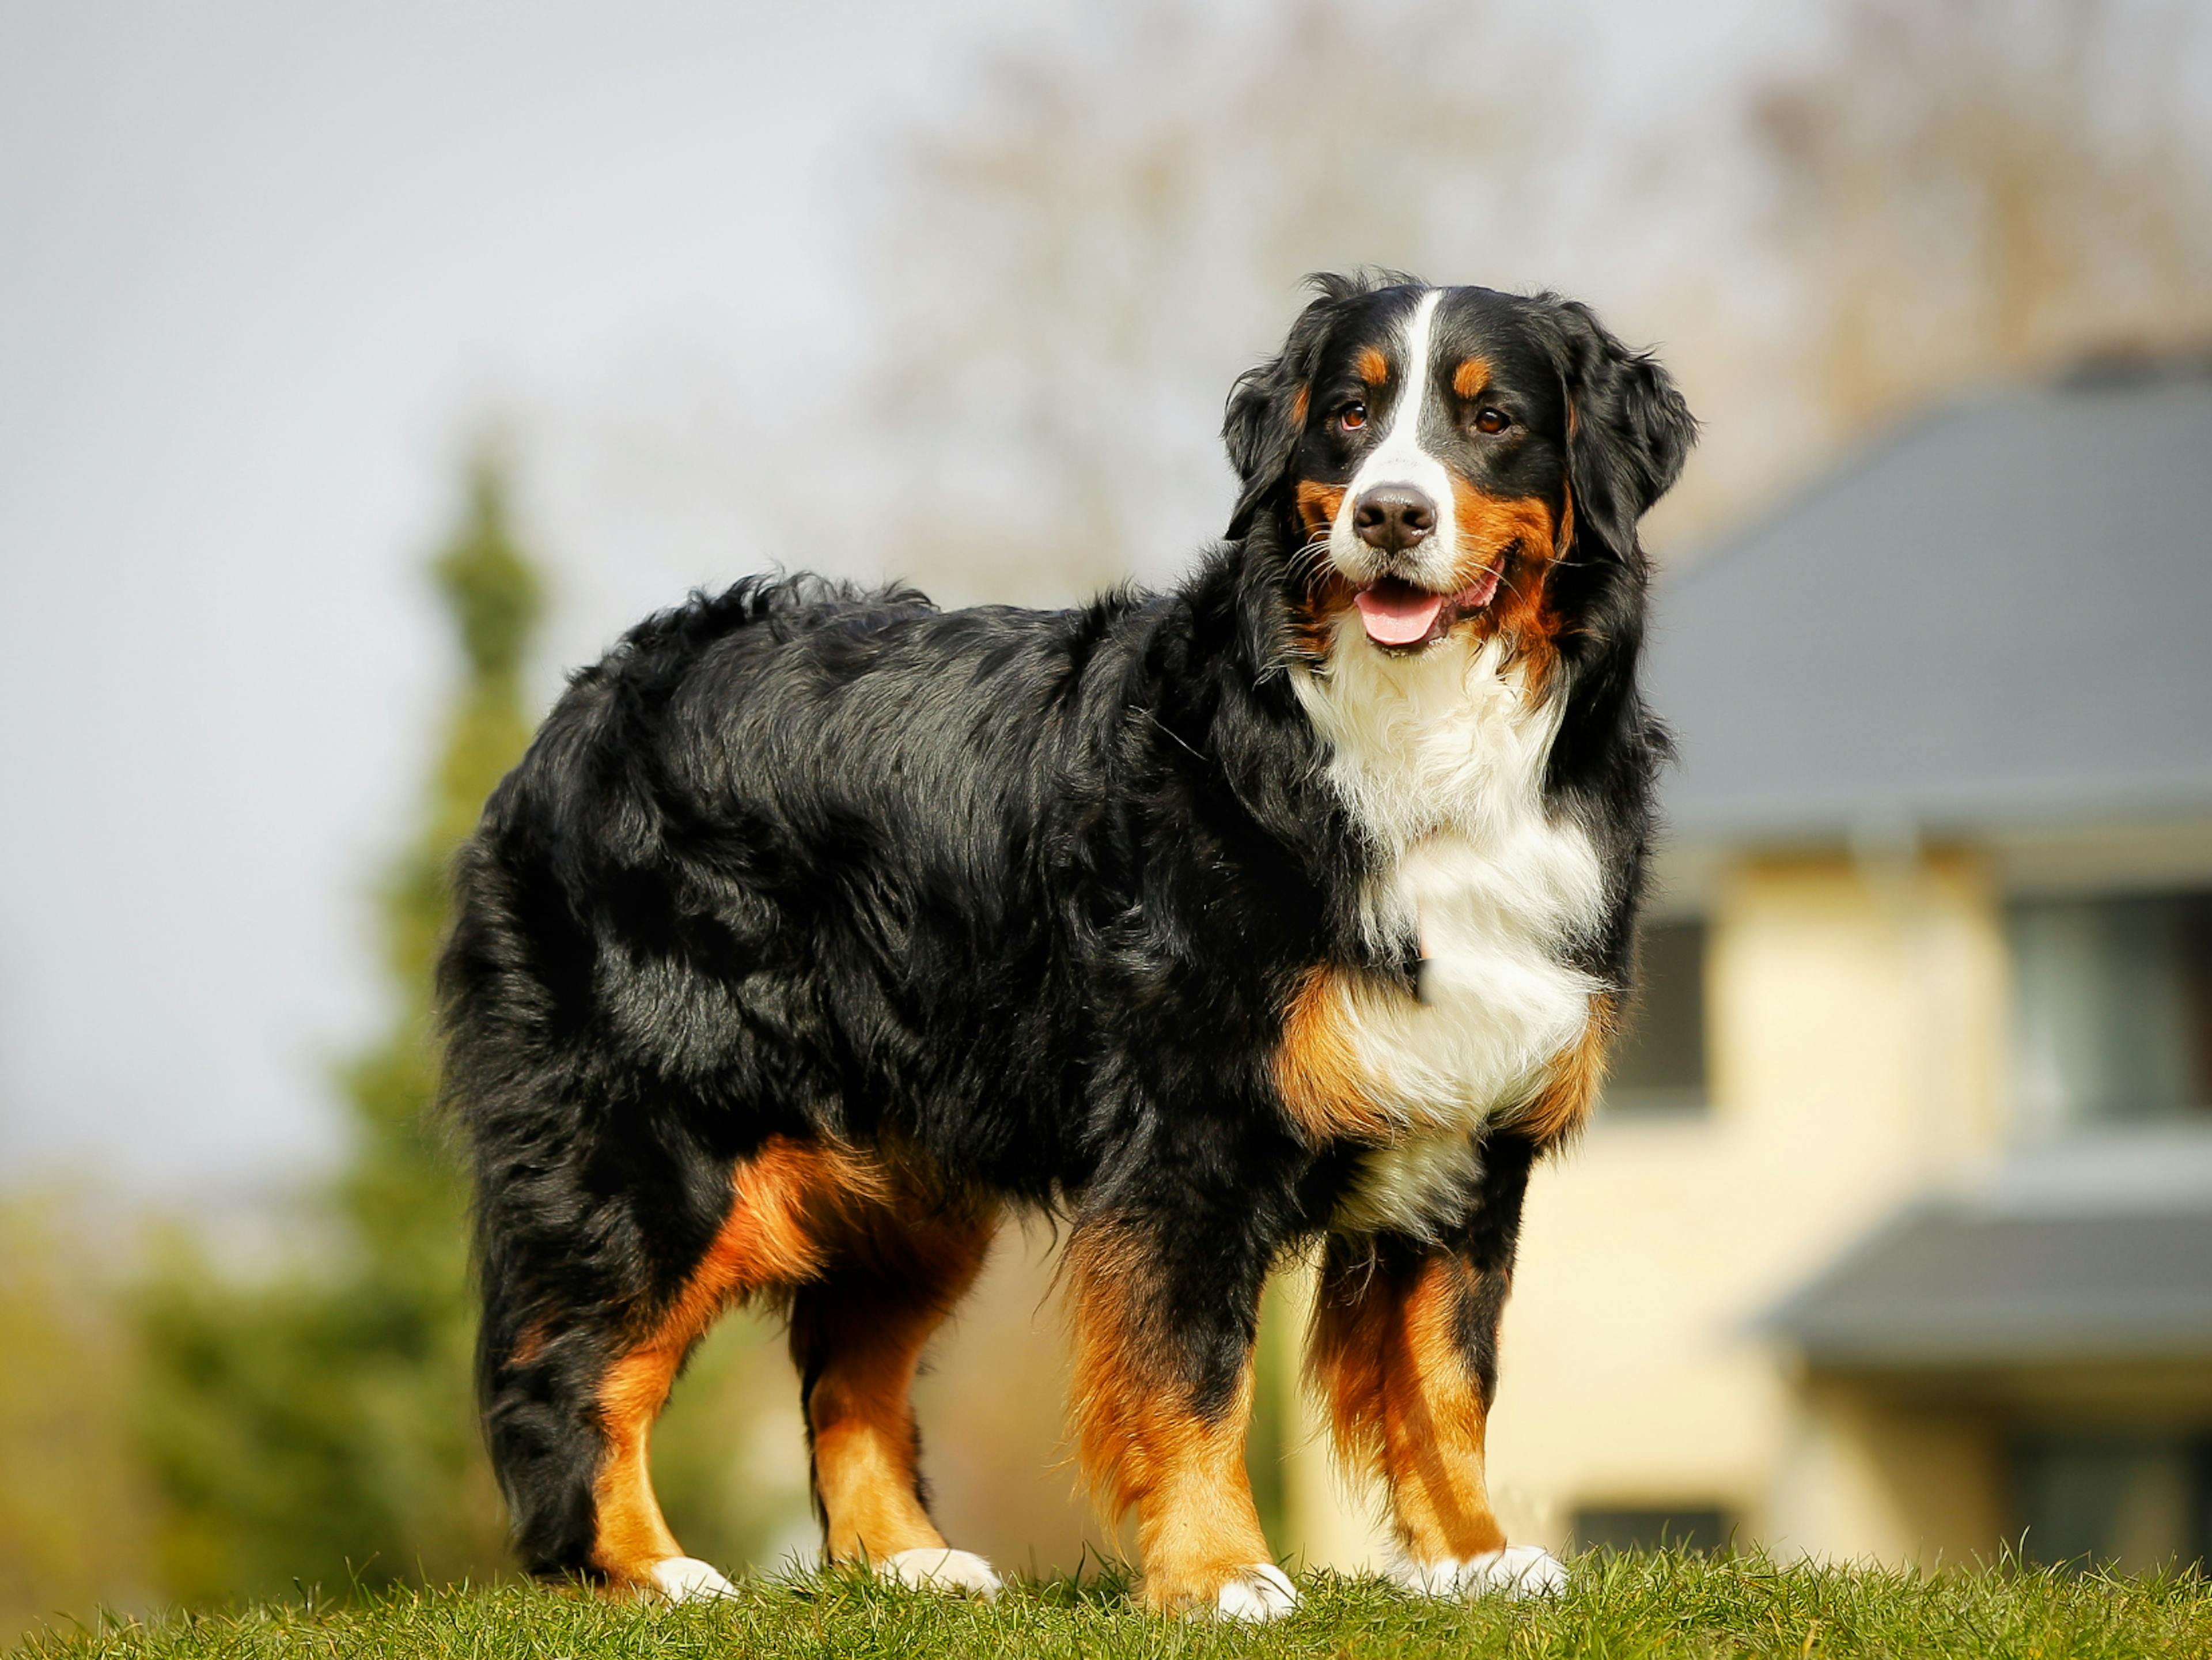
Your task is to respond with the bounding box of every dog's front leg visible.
[1063,1205,1296,1619]
[1308,1133,1567,1598]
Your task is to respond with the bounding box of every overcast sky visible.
[0,0,1820,1203]
[0,0,1065,1198]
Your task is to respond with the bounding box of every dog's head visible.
[1225,274,1695,674]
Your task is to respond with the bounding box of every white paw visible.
[1394,1544,1567,1600]
[649,1555,740,1601]
[878,1546,1003,1598]
[1213,1562,1300,1620]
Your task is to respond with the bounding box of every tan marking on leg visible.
[1066,1223,1273,1613]
[1309,1251,1505,1562]
[801,1203,997,1564]
[591,1344,687,1586]
[1512,995,1615,1146]
[1273,965,1396,1144]
[588,1136,894,1586]
[692,1137,893,1310]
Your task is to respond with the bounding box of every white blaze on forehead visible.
[1334,288,1460,590]
[1370,289,1443,465]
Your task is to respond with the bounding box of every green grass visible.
[14,1554,2209,1659]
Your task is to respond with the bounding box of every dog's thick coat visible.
[438,274,1694,1614]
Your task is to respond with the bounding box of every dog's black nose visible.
[1353,486,1437,552]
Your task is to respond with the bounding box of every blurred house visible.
[1281,353,2212,1575]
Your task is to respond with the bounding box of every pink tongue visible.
[1354,583,1446,646]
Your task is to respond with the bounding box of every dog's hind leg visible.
[481,1135,889,1600]
[788,1194,1001,1596]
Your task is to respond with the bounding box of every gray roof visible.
[1762,1139,2212,1370]
[1648,358,2212,845]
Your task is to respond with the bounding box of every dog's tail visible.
[435,822,615,1578]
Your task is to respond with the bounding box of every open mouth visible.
[1350,565,1503,649]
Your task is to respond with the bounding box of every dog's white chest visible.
[1294,630,1608,1236]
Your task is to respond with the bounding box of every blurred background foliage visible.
[0,1199,149,1633]
[128,463,534,1603]
[2,0,2210,1641]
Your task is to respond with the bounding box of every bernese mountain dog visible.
[437,272,1695,1617]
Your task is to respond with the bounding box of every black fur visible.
[438,274,1693,1579]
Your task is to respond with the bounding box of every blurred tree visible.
[1755,0,2212,444]
[132,459,540,1601]
[0,1195,151,1640]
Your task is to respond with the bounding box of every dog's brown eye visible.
[1338,401,1368,432]
[1475,407,1509,434]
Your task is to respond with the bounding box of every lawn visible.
[14,1553,2207,1659]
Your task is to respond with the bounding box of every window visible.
[1605,918,1709,1114]
[1572,1504,1733,1554]
[2009,891,2212,1135]
[2013,1432,2211,1572]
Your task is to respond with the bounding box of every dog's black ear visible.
[1222,360,1298,540]
[1223,279,1355,540]
[1541,298,1697,554]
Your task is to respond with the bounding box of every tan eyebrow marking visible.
[1355,346,1389,385]
[1452,356,1492,399]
